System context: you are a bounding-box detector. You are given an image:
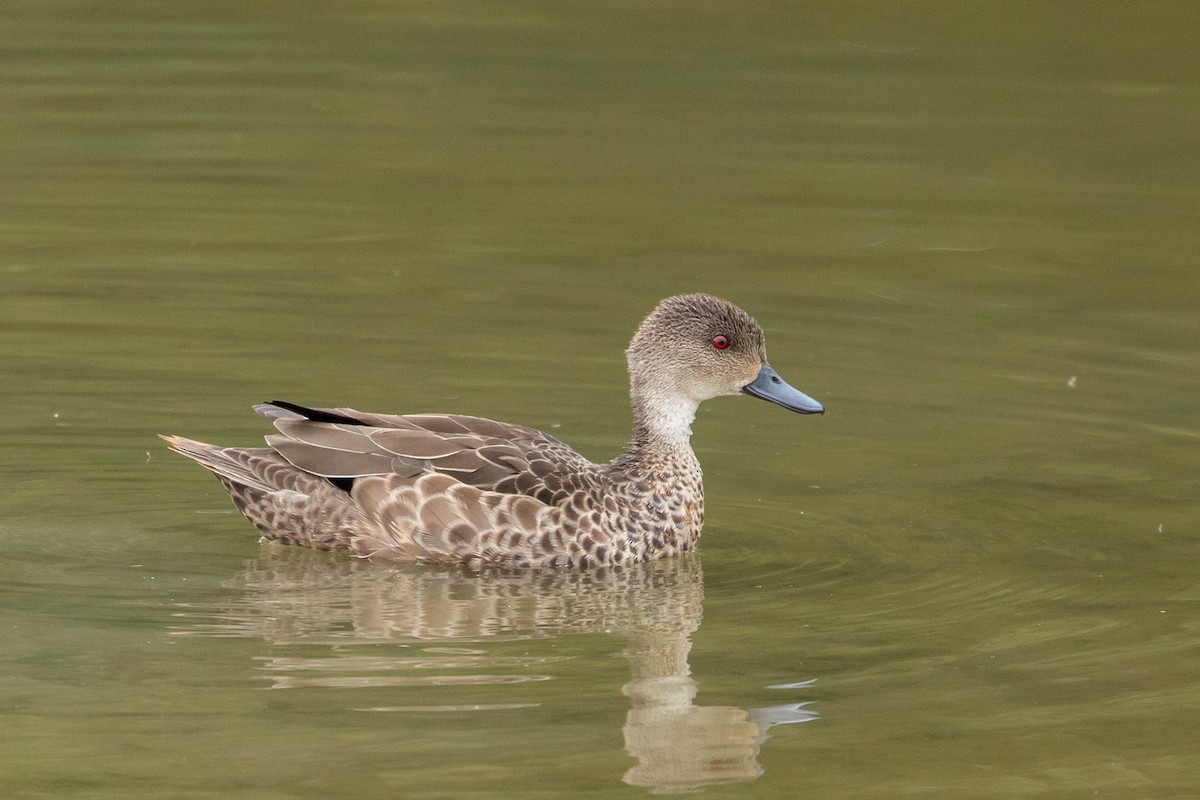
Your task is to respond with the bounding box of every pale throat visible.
[633,392,700,448]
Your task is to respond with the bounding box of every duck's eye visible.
[711,334,730,350]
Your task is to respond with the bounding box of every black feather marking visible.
[265,401,364,426]
[327,476,356,492]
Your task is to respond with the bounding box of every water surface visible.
[3,2,1198,797]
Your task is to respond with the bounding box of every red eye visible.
[711,335,730,350]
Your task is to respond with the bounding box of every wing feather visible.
[256,403,595,500]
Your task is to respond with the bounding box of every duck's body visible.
[164,294,823,568]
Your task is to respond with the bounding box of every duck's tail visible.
[160,435,359,551]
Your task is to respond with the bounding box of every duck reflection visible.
[176,548,815,793]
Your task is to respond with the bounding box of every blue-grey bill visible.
[742,364,824,414]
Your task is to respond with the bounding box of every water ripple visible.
[266,673,555,690]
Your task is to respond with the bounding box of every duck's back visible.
[255,402,598,505]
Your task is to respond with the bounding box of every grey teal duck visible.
[163,293,824,568]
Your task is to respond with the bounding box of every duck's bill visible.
[742,364,824,414]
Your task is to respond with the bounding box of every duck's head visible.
[627,294,824,434]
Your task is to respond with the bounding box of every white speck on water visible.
[1067,375,1077,388]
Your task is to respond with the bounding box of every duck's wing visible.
[254,401,594,504]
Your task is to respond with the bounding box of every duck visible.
[163,293,823,569]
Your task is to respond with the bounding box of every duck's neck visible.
[626,391,700,458]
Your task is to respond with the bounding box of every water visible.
[3,2,1198,797]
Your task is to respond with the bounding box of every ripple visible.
[354,703,542,713]
[172,548,705,643]
[265,673,555,690]
[259,654,572,672]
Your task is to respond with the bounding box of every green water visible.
[3,2,1198,797]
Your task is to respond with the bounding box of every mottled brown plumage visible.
[163,293,823,568]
